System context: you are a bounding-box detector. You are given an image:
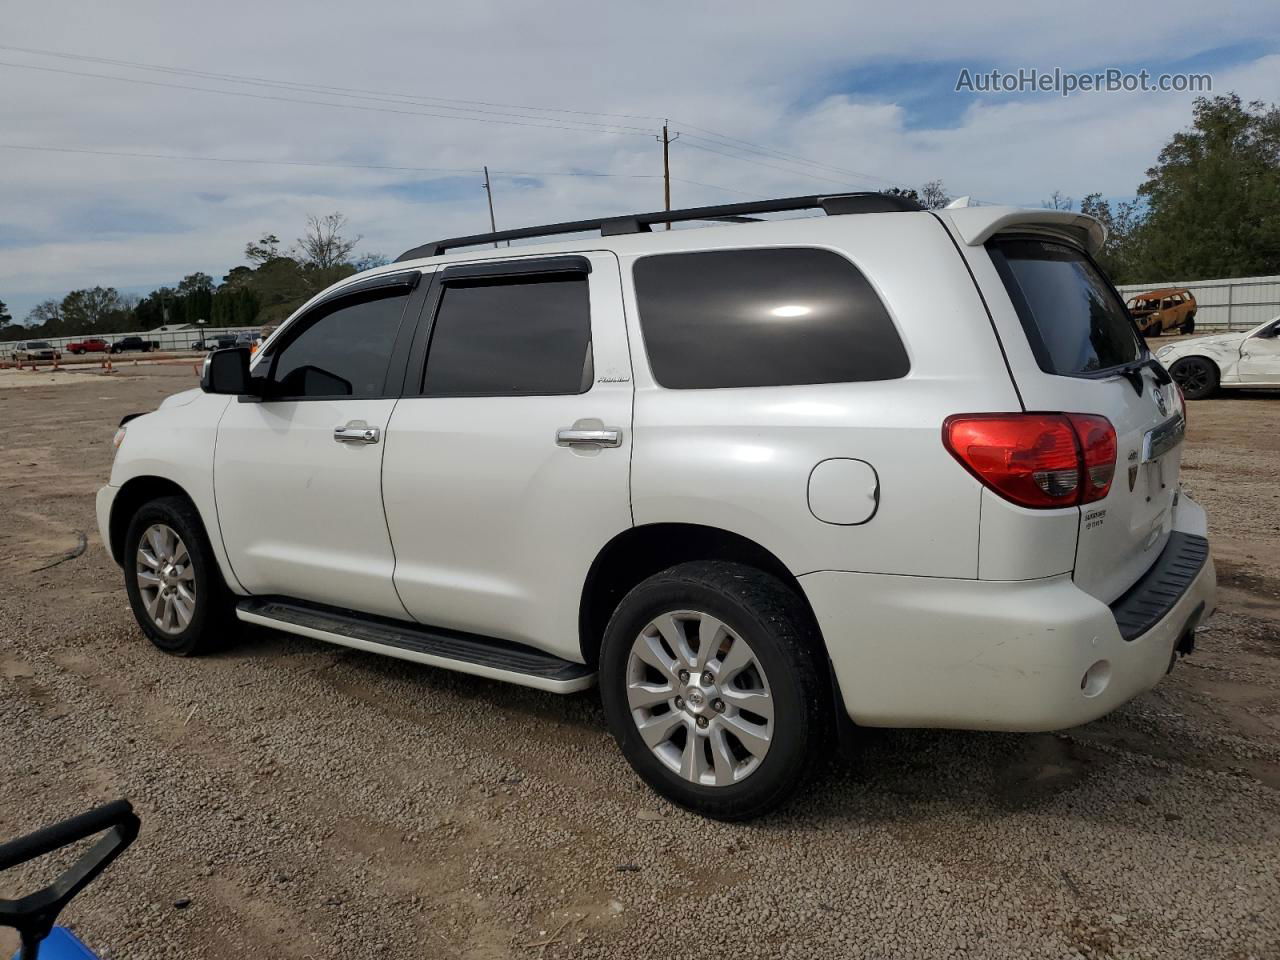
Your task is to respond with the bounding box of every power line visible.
[0,43,669,124]
[0,143,758,199]
[0,61,656,137]
[677,128,899,186]
[676,139,875,189]
[1,44,912,189]
[0,44,916,194]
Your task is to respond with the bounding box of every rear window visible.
[633,247,909,389]
[988,237,1140,375]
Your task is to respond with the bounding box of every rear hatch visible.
[985,236,1184,603]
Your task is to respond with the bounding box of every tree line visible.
[1044,94,1279,283]
[1,213,387,342]
[3,93,1277,340]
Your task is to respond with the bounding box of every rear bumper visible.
[802,494,1216,732]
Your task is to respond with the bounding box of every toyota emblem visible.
[1154,389,1168,417]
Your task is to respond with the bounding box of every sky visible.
[2,0,1279,323]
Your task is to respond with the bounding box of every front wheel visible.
[599,561,829,821]
[1180,314,1196,335]
[123,496,235,655]
[1170,356,1219,400]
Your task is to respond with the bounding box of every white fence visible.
[2,326,260,354]
[1115,274,1280,332]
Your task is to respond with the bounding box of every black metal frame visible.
[394,192,923,262]
[0,799,141,960]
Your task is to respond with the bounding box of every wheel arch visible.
[108,475,198,567]
[578,523,825,668]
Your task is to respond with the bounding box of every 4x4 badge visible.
[1127,450,1140,491]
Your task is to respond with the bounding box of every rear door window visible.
[987,236,1140,375]
[421,274,592,397]
[632,247,908,389]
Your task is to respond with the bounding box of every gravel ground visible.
[2,366,1278,960]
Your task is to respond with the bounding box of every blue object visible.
[10,927,98,960]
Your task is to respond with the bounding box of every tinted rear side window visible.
[988,237,1140,375]
[422,275,592,396]
[633,248,908,389]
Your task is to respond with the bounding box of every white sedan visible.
[1157,316,1280,399]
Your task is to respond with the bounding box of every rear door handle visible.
[556,427,622,448]
[334,422,381,444]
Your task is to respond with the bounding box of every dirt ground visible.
[1,365,1277,960]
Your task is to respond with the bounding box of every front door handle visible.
[334,421,380,444]
[556,427,622,448]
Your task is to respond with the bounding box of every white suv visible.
[99,194,1216,820]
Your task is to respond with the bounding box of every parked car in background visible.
[1157,315,1280,399]
[12,340,61,362]
[110,336,159,354]
[1127,288,1197,336]
[67,337,110,355]
[100,195,1214,820]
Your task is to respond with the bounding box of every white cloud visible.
[1,0,1278,319]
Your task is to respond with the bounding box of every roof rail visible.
[394,192,923,262]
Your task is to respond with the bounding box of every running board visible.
[236,597,596,694]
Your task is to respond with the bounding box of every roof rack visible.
[394,192,923,262]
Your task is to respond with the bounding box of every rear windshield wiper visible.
[1112,354,1172,396]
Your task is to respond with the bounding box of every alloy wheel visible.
[135,523,197,634]
[1173,361,1209,394]
[625,610,774,786]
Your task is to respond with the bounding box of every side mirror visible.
[201,347,254,395]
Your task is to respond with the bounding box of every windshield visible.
[988,236,1141,376]
[29,341,52,348]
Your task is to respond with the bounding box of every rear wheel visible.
[1170,356,1219,400]
[123,496,234,655]
[599,561,829,821]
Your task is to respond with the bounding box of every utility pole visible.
[659,121,679,228]
[482,165,499,247]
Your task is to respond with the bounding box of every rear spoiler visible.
[941,206,1106,256]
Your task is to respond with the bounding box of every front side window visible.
[632,247,909,389]
[267,290,409,399]
[988,236,1140,376]
[421,274,592,397]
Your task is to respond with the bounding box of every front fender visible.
[108,392,245,593]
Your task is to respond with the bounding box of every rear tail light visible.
[943,413,1117,509]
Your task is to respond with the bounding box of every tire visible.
[1180,314,1196,335]
[1170,356,1219,400]
[599,561,829,821]
[122,495,235,655]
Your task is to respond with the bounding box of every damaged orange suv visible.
[1127,288,1197,336]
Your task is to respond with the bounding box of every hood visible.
[1157,332,1243,354]
[158,388,201,410]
